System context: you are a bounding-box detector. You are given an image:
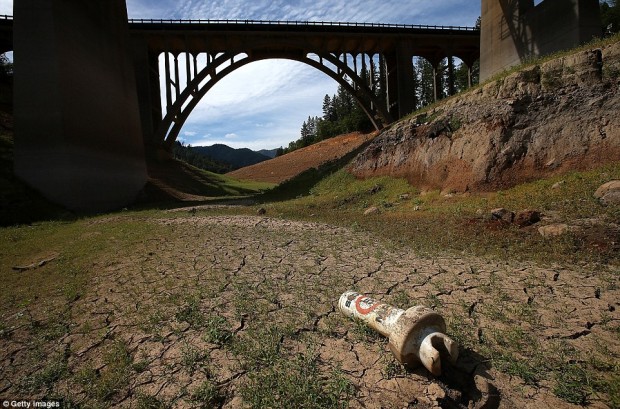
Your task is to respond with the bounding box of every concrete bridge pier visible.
[132,38,163,151]
[384,46,416,119]
[13,0,147,212]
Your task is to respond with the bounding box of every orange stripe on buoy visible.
[355,295,381,315]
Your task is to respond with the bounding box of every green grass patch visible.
[240,351,354,409]
[190,379,226,408]
[263,163,620,264]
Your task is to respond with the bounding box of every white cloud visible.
[183,131,197,136]
[225,133,238,139]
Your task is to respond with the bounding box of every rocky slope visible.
[350,41,620,193]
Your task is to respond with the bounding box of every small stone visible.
[257,207,266,215]
[490,208,515,223]
[514,210,541,227]
[538,223,570,237]
[364,206,379,215]
[551,180,565,189]
[399,193,411,200]
[369,185,382,194]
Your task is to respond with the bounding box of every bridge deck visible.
[1,16,480,60]
[128,19,479,61]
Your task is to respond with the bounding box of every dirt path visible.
[1,213,618,408]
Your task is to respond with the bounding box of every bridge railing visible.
[0,15,477,31]
[128,18,477,31]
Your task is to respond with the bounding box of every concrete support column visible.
[480,0,602,81]
[432,62,443,103]
[384,46,416,119]
[133,38,162,150]
[14,0,147,212]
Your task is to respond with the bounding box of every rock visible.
[369,184,382,194]
[594,181,620,206]
[594,181,620,205]
[490,208,515,223]
[600,190,620,206]
[594,180,620,198]
[514,210,541,227]
[426,383,446,401]
[551,180,565,189]
[399,193,411,200]
[257,207,266,215]
[364,206,379,215]
[538,224,570,237]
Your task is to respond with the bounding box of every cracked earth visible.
[1,213,618,408]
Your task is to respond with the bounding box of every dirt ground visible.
[1,211,617,408]
[228,132,376,184]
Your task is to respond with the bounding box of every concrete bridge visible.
[5,0,600,212]
[1,14,480,150]
[129,19,479,151]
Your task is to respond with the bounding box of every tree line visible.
[172,141,232,173]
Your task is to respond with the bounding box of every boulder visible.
[594,180,620,205]
[594,180,620,198]
[364,206,379,215]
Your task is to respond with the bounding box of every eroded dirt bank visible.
[1,214,617,408]
[350,42,620,194]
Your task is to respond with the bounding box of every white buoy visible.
[338,290,459,376]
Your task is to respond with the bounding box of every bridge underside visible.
[129,23,480,151]
[7,3,479,212]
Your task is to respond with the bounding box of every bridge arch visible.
[157,48,394,151]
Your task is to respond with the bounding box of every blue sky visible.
[0,0,480,150]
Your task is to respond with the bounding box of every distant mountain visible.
[191,144,272,170]
[172,141,232,174]
[257,149,278,159]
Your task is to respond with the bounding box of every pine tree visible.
[300,120,310,147]
[322,94,335,121]
[416,58,435,107]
